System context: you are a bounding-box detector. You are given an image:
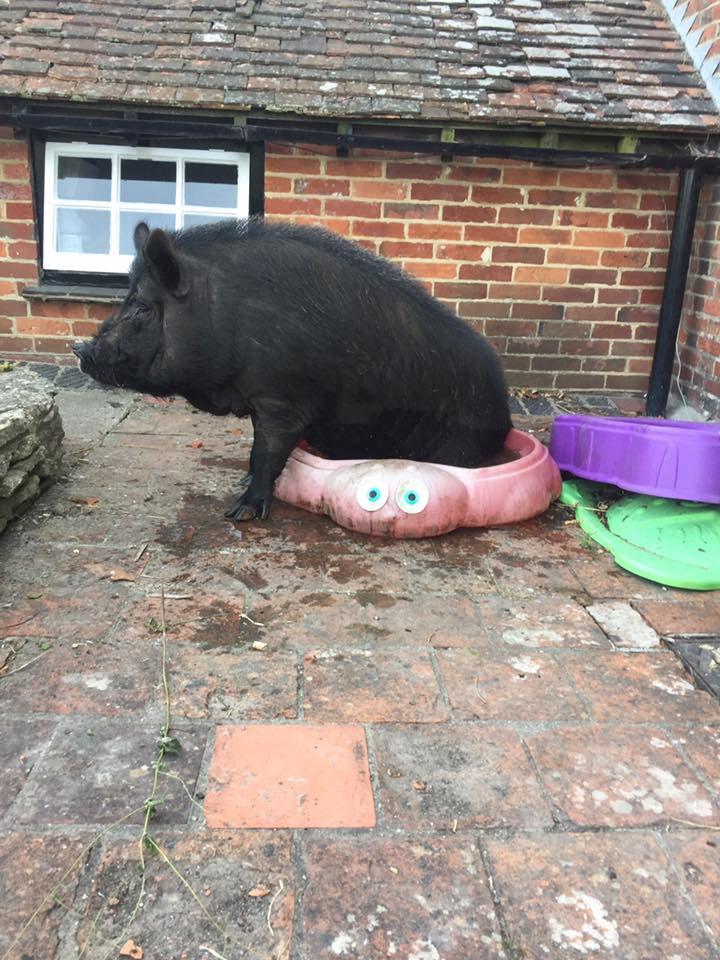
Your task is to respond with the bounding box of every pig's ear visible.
[133,222,150,255]
[143,228,187,297]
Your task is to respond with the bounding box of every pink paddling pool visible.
[274,429,562,538]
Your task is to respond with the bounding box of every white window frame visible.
[43,142,250,274]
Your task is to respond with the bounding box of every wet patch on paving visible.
[154,492,245,557]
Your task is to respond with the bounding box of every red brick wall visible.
[677,176,720,418]
[0,127,109,362]
[0,128,680,395]
[266,144,676,393]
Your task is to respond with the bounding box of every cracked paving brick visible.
[671,724,720,795]
[0,834,89,960]
[68,832,294,960]
[437,647,588,721]
[225,588,370,651]
[167,644,298,721]
[0,716,57,816]
[483,550,583,595]
[15,720,208,826]
[527,724,720,828]
[633,598,720,637]
[664,831,720,943]
[484,832,715,959]
[0,541,140,589]
[303,640,447,723]
[302,834,504,959]
[372,723,552,830]
[221,539,411,596]
[0,586,125,642]
[114,589,252,649]
[572,553,714,602]
[363,592,485,649]
[476,594,610,648]
[0,636,160,717]
[563,650,718,723]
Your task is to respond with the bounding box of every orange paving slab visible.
[205,723,376,829]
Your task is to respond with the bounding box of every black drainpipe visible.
[645,164,703,416]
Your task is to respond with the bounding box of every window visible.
[43,142,250,274]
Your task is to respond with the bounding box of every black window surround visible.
[26,132,265,302]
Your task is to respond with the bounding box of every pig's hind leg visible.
[224,401,307,522]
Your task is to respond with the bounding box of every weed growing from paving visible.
[1,588,233,960]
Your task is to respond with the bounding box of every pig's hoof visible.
[224,491,269,522]
[226,504,260,521]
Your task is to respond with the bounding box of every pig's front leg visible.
[224,404,306,522]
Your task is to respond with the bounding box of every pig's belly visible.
[303,410,491,467]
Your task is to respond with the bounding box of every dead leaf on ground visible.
[412,780,428,792]
[109,569,136,583]
[69,496,100,507]
[248,884,271,898]
[251,640,268,651]
[189,439,204,449]
[119,940,143,959]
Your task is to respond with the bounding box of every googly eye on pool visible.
[356,476,389,512]
[396,479,429,514]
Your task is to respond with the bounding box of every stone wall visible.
[0,367,64,533]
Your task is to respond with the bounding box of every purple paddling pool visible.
[549,414,720,504]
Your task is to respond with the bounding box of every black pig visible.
[74,219,512,521]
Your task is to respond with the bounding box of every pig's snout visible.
[72,340,92,362]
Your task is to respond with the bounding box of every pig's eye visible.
[127,301,152,331]
[396,479,429,514]
[355,477,389,512]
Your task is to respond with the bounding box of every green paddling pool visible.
[561,479,720,591]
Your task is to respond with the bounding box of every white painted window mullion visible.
[44,143,250,273]
[110,145,120,258]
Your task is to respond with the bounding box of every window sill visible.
[23,285,128,304]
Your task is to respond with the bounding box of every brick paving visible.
[0,390,719,959]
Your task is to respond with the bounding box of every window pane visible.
[119,212,176,255]
[57,156,111,202]
[120,159,176,204]
[56,208,111,254]
[183,213,235,229]
[184,162,237,208]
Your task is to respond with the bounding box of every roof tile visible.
[0,0,717,133]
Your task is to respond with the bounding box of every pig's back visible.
[178,219,511,463]
[222,220,504,391]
